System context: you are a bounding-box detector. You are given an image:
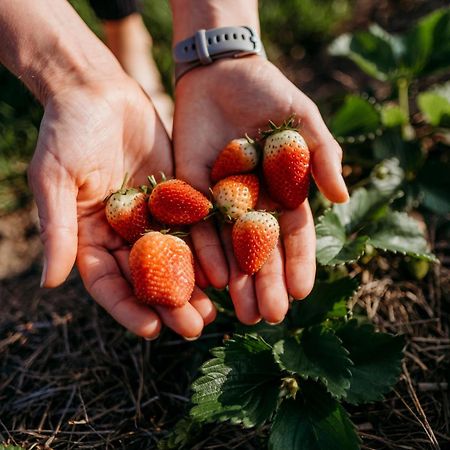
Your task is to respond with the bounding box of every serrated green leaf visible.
[328,27,399,81]
[315,210,368,265]
[417,91,450,127]
[190,335,281,427]
[336,320,404,405]
[373,129,424,172]
[236,321,287,345]
[408,8,450,77]
[417,160,450,214]
[290,277,359,328]
[269,383,360,450]
[273,327,352,399]
[380,104,408,128]
[333,187,390,232]
[368,211,437,261]
[157,418,202,450]
[329,95,380,137]
[329,8,450,81]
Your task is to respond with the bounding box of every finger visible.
[77,245,162,339]
[295,95,349,203]
[111,238,208,337]
[191,221,229,289]
[113,246,132,283]
[190,287,217,326]
[255,241,289,324]
[155,303,204,339]
[279,201,316,300]
[28,159,78,288]
[221,226,261,325]
[194,257,210,289]
[185,237,210,289]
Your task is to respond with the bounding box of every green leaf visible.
[329,9,450,81]
[417,87,450,127]
[157,418,202,450]
[290,277,359,328]
[380,103,408,128]
[329,26,399,81]
[417,160,450,214]
[315,209,368,265]
[336,320,404,405]
[410,8,450,77]
[368,211,437,261]
[329,95,380,137]
[269,383,360,450]
[316,187,392,265]
[273,327,353,399]
[333,187,390,232]
[373,129,424,172]
[236,321,288,345]
[190,335,280,427]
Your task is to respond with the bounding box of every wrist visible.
[170,0,259,44]
[0,0,124,105]
[26,39,125,105]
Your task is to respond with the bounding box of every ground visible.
[1,0,449,449]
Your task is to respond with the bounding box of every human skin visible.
[170,0,349,325]
[0,0,216,339]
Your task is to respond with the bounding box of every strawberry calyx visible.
[103,173,147,203]
[260,114,299,139]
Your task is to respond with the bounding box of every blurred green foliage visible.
[0,0,353,214]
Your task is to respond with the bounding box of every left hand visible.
[173,56,349,325]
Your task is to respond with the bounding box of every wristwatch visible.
[173,26,266,82]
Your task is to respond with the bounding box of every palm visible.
[174,58,348,325]
[30,78,214,338]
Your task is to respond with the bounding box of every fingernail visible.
[40,256,47,288]
[265,319,284,326]
[144,333,160,341]
[184,334,201,341]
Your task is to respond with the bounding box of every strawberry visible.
[232,211,280,275]
[262,118,310,210]
[212,174,259,221]
[105,186,151,244]
[211,137,259,182]
[148,177,212,226]
[129,232,195,307]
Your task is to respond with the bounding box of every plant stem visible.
[397,77,415,140]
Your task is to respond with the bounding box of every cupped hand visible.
[28,75,216,339]
[173,57,348,325]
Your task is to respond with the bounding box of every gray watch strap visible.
[173,26,266,82]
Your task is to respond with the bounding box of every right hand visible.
[29,75,216,339]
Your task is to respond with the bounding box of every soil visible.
[1,0,449,448]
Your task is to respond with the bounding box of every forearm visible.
[0,0,123,104]
[170,0,260,43]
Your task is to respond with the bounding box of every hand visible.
[173,57,349,325]
[29,76,216,339]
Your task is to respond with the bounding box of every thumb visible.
[29,160,78,288]
[294,93,349,203]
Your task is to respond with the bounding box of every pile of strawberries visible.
[105,117,310,309]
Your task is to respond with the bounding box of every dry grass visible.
[0,207,449,449]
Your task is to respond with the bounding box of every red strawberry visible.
[211,137,259,182]
[262,119,310,209]
[212,174,259,221]
[232,211,280,275]
[129,232,195,307]
[105,187,151,243]
[148,178,212,226]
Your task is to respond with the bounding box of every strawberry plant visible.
[159,9,447,449]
